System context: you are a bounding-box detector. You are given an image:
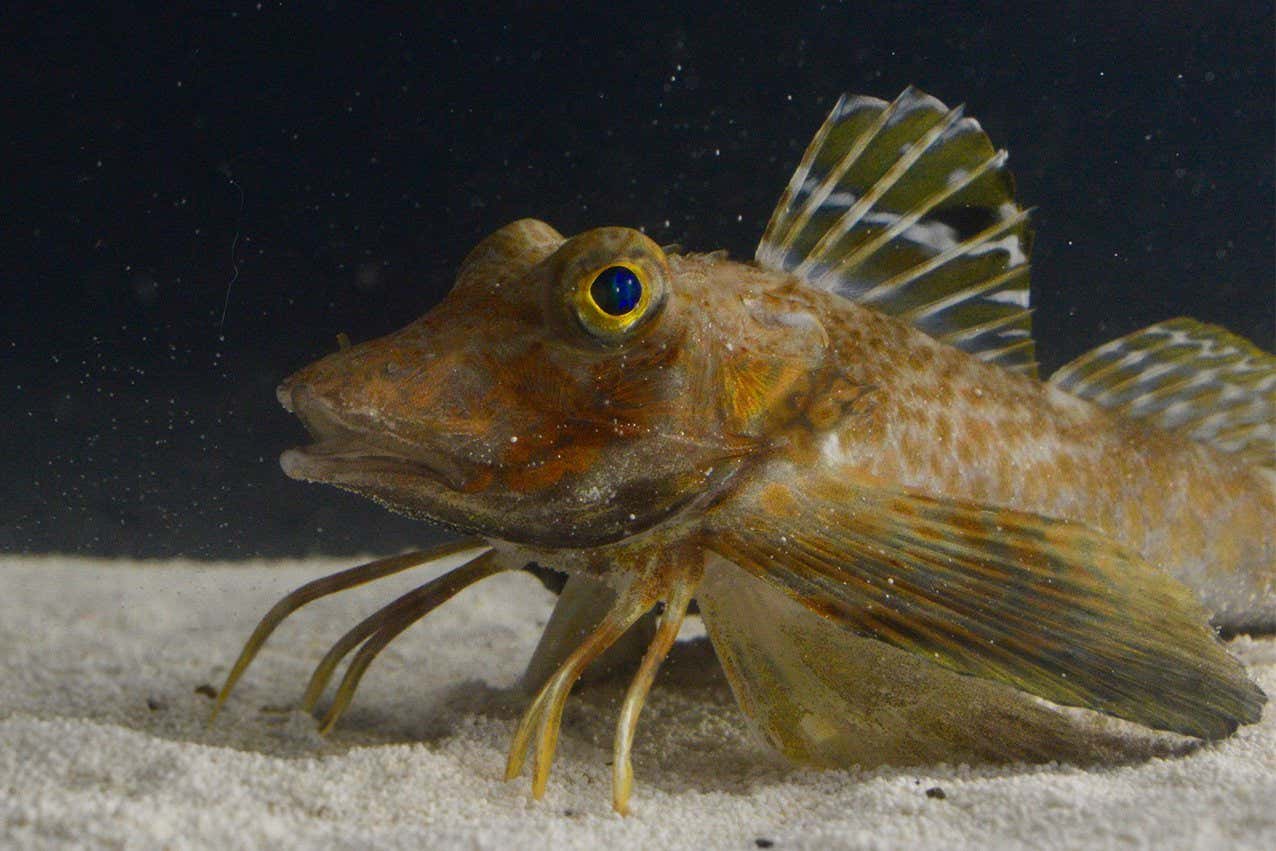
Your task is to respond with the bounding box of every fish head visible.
[278,219,828,548]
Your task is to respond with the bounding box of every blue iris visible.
[590,266,642,316]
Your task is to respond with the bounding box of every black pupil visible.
[590,266,642,316]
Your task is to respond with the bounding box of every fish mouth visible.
[277,382,465,490]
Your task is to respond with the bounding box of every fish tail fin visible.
[1050,318,1275,469]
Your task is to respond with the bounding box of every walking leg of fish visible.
[311,552,508,732]
[211,539,505,721]
[502,579,656,797]
[612,577,697,814]
[518,573,660,693]
[504,549,702,810]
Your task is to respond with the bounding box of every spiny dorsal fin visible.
[1051,318,1275,468]
[757,87,1036,378]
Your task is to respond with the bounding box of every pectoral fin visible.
[697,555,1171,767]
[706,476,1265,739]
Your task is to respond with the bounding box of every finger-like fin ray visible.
[316,552,505,733]
[210,539,488,722]
[504,577,656,798]
[519,574,658,694]
[612,575,698,815]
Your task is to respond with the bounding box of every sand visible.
[1,554,1273,850]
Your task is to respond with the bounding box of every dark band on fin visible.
[757,87,1036,377]
[1051,317,1275,468]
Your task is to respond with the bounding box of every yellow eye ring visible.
[573,263,654,337]
[553,227,669,344]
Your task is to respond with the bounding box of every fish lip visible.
[278,383,464,489]
[279,442,451,487]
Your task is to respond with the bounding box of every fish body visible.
[223,88,1274,813]
[738,282,1275,630]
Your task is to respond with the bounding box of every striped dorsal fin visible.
[757,87,1036,378]
[1050,318,1275,468]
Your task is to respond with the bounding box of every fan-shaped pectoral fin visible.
[704,474,1264,741]
[697,555,1147,767]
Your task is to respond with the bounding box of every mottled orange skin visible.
[279,219,1273,629]
[282,223,807,549]
[770,285,1275,630]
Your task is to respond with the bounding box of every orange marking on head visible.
[459,466,495,494]
[502,444,601,493]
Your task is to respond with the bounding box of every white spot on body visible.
[820,432,851,466]
[774,311,822,331]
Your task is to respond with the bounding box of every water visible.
[4,2,1272,559]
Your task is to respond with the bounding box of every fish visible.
[212,87,1274,814]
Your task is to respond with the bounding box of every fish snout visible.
[277,380,355,445]
[276,363,347,421]
[276,375,330,418]
[276,379,297,413]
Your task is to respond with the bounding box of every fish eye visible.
[557,228,669,343]
[571,260,658,339]
[589,266,643,316]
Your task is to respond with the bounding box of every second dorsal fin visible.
[1050,318,1275,468]
[757,87,1036,377]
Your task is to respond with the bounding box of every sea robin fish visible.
[213,88,1274,814]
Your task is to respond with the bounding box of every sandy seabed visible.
[1,554,1273,850]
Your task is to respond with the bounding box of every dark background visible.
[4,2,1272,558]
